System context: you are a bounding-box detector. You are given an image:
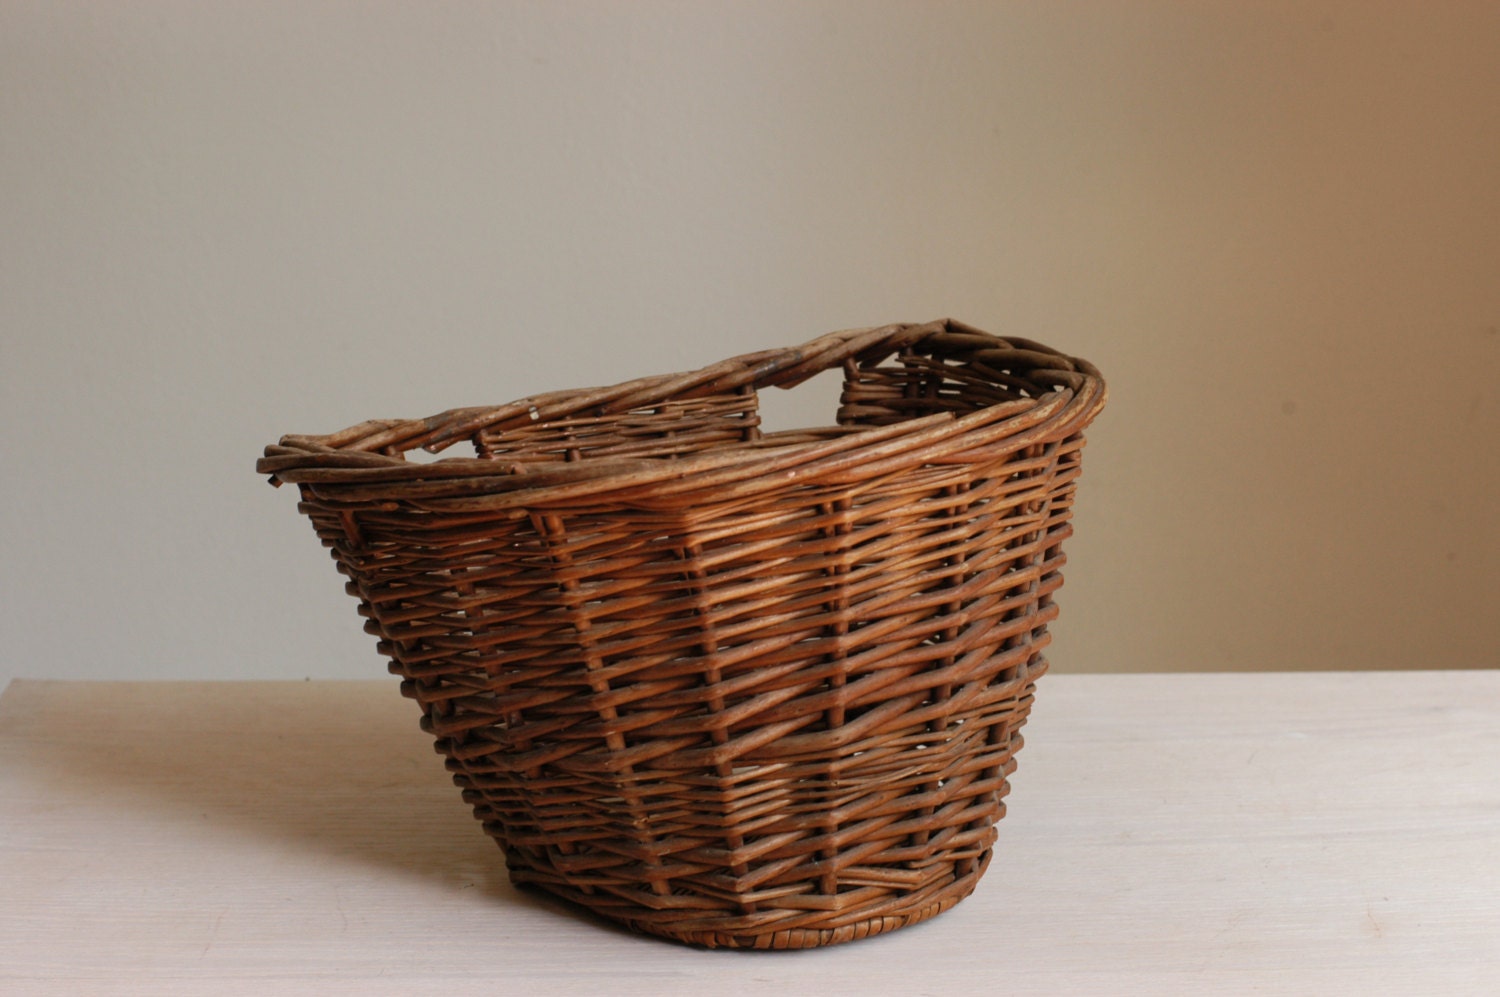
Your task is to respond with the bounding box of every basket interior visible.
[391,342,1063,469]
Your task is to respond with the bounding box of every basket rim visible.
[257,318,1105,509]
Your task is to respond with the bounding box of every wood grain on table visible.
[2,672,1497,995]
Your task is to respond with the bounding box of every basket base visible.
[506,846,992,950]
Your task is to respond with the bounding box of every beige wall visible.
[2,2,1496,686]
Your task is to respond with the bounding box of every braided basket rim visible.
[257,318,1106,509]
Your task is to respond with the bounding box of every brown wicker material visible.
[258,319,1106,949]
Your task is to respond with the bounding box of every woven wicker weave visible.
[259,319,1105,949]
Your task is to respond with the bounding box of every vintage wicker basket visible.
[259,319,1105,949]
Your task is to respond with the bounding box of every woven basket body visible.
[259,319,1105,949]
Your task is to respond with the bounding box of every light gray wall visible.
[3,2,1497,688]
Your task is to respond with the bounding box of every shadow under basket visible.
[258,319,1106,949]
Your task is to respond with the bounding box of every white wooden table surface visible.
[2,672,1497,995]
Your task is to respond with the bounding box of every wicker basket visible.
[259,319,1105,949]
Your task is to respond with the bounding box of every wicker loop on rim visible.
[259,318,1105,949]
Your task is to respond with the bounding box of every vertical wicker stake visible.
[259,319,1106,949]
